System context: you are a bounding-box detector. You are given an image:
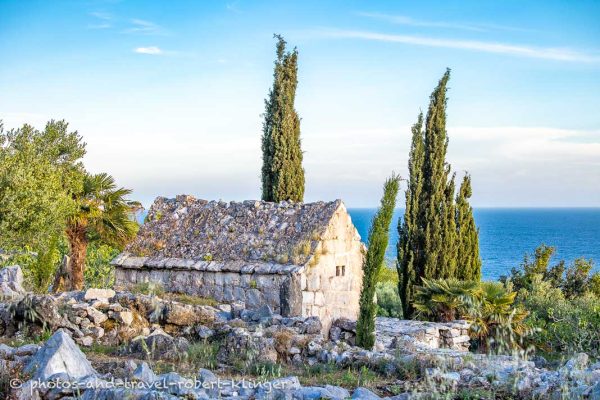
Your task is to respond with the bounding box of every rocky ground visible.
[1,265,600,399]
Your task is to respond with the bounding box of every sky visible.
[1,0,599,208]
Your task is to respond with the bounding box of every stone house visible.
[112,195,365,332]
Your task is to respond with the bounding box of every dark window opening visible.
[336,265,346,277]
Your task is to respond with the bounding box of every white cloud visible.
[124,19,166,35]
[134,46,162,55]
[88,11,112,29]
[317,29,600,63]
[357,12,534,33]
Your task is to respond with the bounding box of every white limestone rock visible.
[24,329,97,381]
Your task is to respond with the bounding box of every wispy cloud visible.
[357,12,534,33]
[124,19,166,35]
[226,2,241,14]
[134,46,162,55]
[318,29,600,63]
[88,11,112,29]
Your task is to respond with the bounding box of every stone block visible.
[302,291,315,304]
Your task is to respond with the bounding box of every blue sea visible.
[348,208,600,281]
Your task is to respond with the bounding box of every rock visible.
[133,361,157,384]
[532,355,548,369]
[302,316,322,334]
[296,386,335,399]
[84,288,116,301]
[196,325,215,340]
[198,368,219,396]
[0,265,25,298]
[325,385,350,399]
[163,302,214,326]
[0,343,15,359]
[329,326,342,341]
[231,301,245,319]
[15,343,40,356]
[565,353,589,371]
[24,329,96,381]
[250,304,274,321]
[116,310,134,326]
[153,372,195,396]
[334,318,357,333]
[87,307,108,324]
[352,387,380,399]
[590,381,600,400]
[77,336,94,347]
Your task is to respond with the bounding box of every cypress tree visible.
[357,174,400,349]
[398,113,425,318]
[456,174,482,280]
[398,68,481,319]
[261,35,305,203]
[421,68,452,280]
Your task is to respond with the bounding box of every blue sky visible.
[1,0,599,207]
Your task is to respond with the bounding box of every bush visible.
[375,282,403,318]
[519,277,600,358]
[84,243,120,289]
[504,245,600,358]
[502,244,599,299]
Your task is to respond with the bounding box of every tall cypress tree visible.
[398,69,481,319]
[455,174,481,280]
[261,35,305,203]
[421,68,452,280]
[357,174,400,349]
[398,114,425,318]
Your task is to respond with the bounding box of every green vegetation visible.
[413,278,529,351]
[84,243,121,289]
[398,69,481,319]
[63,173,139,290]
[261,35,305,203]
[131,282,166,296]
[503,245,600,358]
[455,174,481,281]
[356,175,400,349]
[0,119,138,292]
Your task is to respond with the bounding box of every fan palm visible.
[413,278,479,322]
[64,173,138,290]
[470,281,530,351]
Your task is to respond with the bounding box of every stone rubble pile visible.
[330,317,471,352]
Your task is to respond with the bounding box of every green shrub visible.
[84,243,120,289]
[375,282,402,318]
[519,277,600,358]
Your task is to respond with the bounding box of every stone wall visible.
[115,267,301,315]
[300,204,365,333]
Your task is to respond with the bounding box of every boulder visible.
[24,329,96,381]
[351,387,380,399]
[0,265,25,298]
[133,361,157,384]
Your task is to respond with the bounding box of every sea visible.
[348,208,600,281]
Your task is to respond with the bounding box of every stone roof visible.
[114,195,346,272]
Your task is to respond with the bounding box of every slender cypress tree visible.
[261,35,305,202]
[398,114,425,318]
[421,68,452,279]
[357,174,400,349]
[455,174,482,280]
